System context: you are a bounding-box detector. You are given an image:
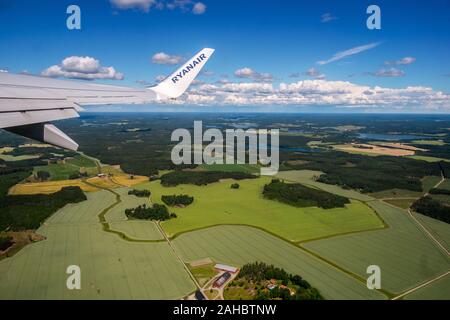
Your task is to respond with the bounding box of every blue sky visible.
[0,0,449,112]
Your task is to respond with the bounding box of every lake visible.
[358,133,428,141]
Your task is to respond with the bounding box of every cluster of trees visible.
[0,236,13,251]
[161,194,194,207]
[429,188,450,196]
[0,186,87,231]
[128,189,151,198]
[263,179,350,209]
[125,203,176,221]
[281,151,441,193]
[237,262,323,300]
[36,171,50,181]
[231,183,240,189]
[160,170,256,187]
[412,196,450,224]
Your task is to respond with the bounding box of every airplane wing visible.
[0,48,214,150]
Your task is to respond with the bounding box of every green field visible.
[200,163,260,174]
[370,188,423,199]
[136,176,384,242]
[408,155,450,163]
[438,179,450,190]
[34,163,80,181]
[172,225,386,300]
[413,213,450,251]
[411,140,446,146]
[303,201,450,294]
[66,155,97,168]
[383,198,414,209]
[0,190,194,299]
[404,275,450,300]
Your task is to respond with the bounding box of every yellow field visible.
[86,177,120,189]
[333,143,415,156]
[0,147,14,153]
[375,142,427,152]
[110,174,148,187]
[8,179,98,195]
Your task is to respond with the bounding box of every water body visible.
[358,133,428,141]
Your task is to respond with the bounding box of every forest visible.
[161,194,194,207]
[0,186,87,231]
[125,203,176,221]
[263,179,350,209]
[411,196,450,224]
[160,170,256,187]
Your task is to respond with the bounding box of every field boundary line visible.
[392,270,450,300]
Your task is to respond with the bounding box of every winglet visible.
[149,48,214,99]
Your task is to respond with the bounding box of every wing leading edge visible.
[0,48,214,150]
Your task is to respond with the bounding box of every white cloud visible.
[192,2,206,14]
[372,68,405,77]
[110,0,156,12]
[234,67,274,82]
[173,79,450,111]
[151,52,182,65]
[318,42,381,65]
[155,74,167,82]
[321,13,337,23]
[385,56,416,66]
[0,69,8,73]
[41,56,124,80]
[112,0,206,14]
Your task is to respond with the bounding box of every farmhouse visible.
[213,272,231,288]
[214,263,238,274]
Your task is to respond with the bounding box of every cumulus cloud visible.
[175,78,450,111]
[151,52,182,65]
[234,67,274,82]
[318,42,381,65]
[385,56,416,66]
[192,2,206,14]
[111,0,206,14]
[372,68,405,77]
[41,56,124,80]
[110,0,157,12]
[321,13,337,23]
[0,69,8,73]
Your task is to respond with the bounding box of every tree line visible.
[263,179,350,209]
[412,196,450,224]
[160,170,256,187]
[161,194,194,207]
[125,203,176,221]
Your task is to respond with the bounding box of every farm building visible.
[214,264,238,273]
[213,272,231,288]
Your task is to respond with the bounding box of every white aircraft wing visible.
[0,48,214,150]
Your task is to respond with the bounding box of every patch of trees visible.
[125,203,176,221]
[0,236,14,251]
[231,183,240,189]
[429,188,450,195]
[263,179,350,209]
[0,186,87,231]
[36,170,50,181]
[160,170,256,187]
[281,151,441,193]
[237,262,323,300]
[161,194,194,207]
[128,189,151,197]
[412,196,450,224]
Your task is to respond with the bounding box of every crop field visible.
[303,200,450,294]
[136,176,384,242]
[333,143,415,157]
[404,275,450,300]
[411,140,446,146]
[438,179,450,190]
[408,155,450,163]
[33,163,80,181]
[0,190,194,299]
[383,199,414,209]
[370,188,423,199]
[172,225,386,300]
[110,175,149,187]
[104,188,148,222]
[66,155,97,168]
[8,179,99,195]
[421,176,442,192]
[200,163,260,174]
[109,221,163,240]
[413,213,450,251]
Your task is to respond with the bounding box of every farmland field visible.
[8,179,99,195]
[303,201,450,294]
[404,275,450,300]
[136,176,384,241]
[0,190,194,299]
[413,213,450,251]
[33,163,80,181]
[172,225,386,300]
